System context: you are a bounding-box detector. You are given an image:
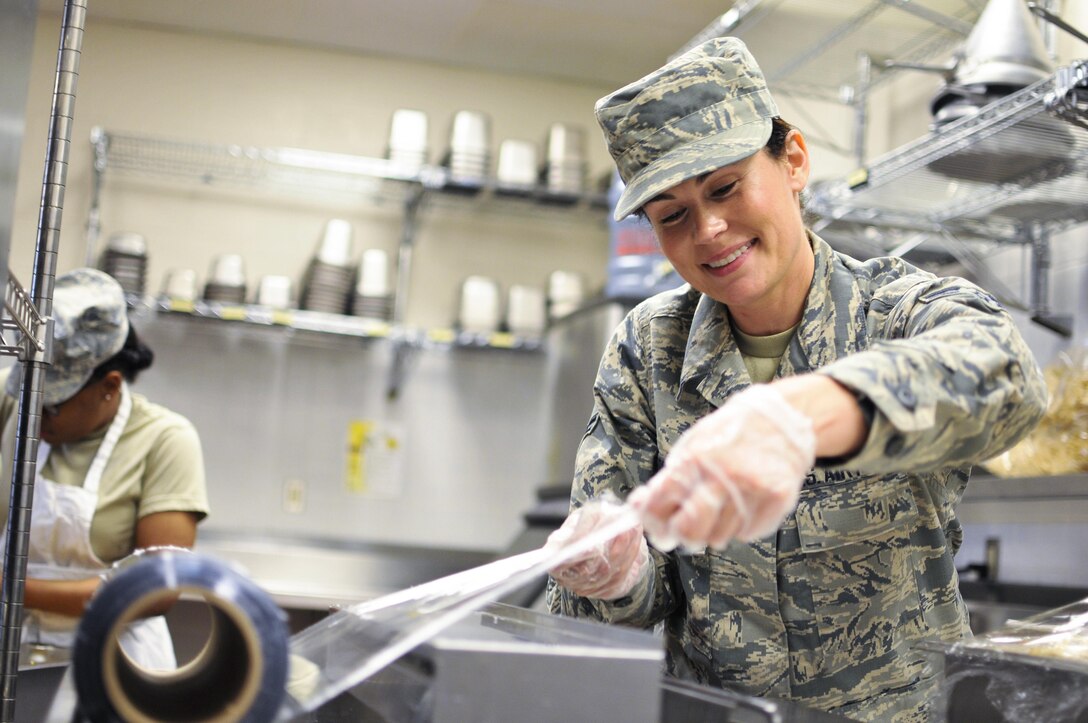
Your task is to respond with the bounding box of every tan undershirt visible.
[731,321,799,384]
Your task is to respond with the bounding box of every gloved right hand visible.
[628,383,816,551]
[546,498,650,601]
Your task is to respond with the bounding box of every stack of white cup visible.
[547,271,585,320]
[458,276,501,334]
[256,275,293,310]
[444,111,491,186]
[496,140,538,194]
[204,254,247,304]
[541,123,586,197]
[386,109,429,174]
[99,232,149,296]
[506,285,546,336]
[300,219,355,314]
[161,268,199,302]
[351,249,392,321]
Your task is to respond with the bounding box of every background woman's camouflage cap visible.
[5,268,129,407]
[595,37,779,221]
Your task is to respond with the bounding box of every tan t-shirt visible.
[731,321,799,384]
[0,368,209,563]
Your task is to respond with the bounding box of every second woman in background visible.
[0,268,209,669]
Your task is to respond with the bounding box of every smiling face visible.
[642,130,815,335]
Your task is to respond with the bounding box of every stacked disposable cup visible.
[99,232,148,296]
[506,285,546,336]
[386,109,429,174]
[443,111,491,187]
[161,268,199,302]
[547,271,584,320]
[256,275,293,310]
[300,219,355,314]
[541,123,586,198]
[203,254,247,304]
[458,276,501,334]
[351,249,392,321]
[496,140,538,194]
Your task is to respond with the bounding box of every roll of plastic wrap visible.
[72,549,289,723]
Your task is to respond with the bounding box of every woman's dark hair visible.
[767,116,807,213]
[89,325,154,384]
[764,116,795,160]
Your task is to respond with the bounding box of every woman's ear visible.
[101,370,124,396]
[784,129,810,192]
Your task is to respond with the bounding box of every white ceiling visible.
[35,0,1003,104]
[38,0,738,87]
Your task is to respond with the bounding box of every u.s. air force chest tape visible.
[72,548,289,723]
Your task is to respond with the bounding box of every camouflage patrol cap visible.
[596,37,779,221]
[5,268,129,407]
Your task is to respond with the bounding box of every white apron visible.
[21,383,176,670]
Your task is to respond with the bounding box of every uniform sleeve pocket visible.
[917,285,1003,312]
[795,479,919,553]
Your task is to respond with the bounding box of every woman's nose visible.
[693,208,727,243]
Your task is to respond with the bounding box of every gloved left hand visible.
[546,497,649,601]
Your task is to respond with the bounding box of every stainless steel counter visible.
[194,532,494,611]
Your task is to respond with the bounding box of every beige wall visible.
[12,15,617,329]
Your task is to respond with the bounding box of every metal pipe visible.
[1029,1,1086,46]
[1029,224,1051,316]
[1025,221,1070,336]
[1040,0,1060,57]
[669,0,770,60]
[83,126,108,266]
[392,186,424,326]
[876,0,975,35]
[0,1,87,719]
[853,51,873,168]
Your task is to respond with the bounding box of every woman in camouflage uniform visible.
[546,37,1047,721]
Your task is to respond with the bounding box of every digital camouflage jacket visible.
[546,232,1047,722]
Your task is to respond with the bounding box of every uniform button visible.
[885,435,905,456]
[896,388,917,408]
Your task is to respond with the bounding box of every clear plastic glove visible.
[546,496,650,601]
[628,384,816,551]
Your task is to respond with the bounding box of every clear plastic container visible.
[923,597,1088,722]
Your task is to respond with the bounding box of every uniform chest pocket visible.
[795,479,929,677]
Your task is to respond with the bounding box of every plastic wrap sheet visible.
[926,598,1088,723]
[281,501,641,718]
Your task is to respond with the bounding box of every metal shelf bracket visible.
[1,272,50,359]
